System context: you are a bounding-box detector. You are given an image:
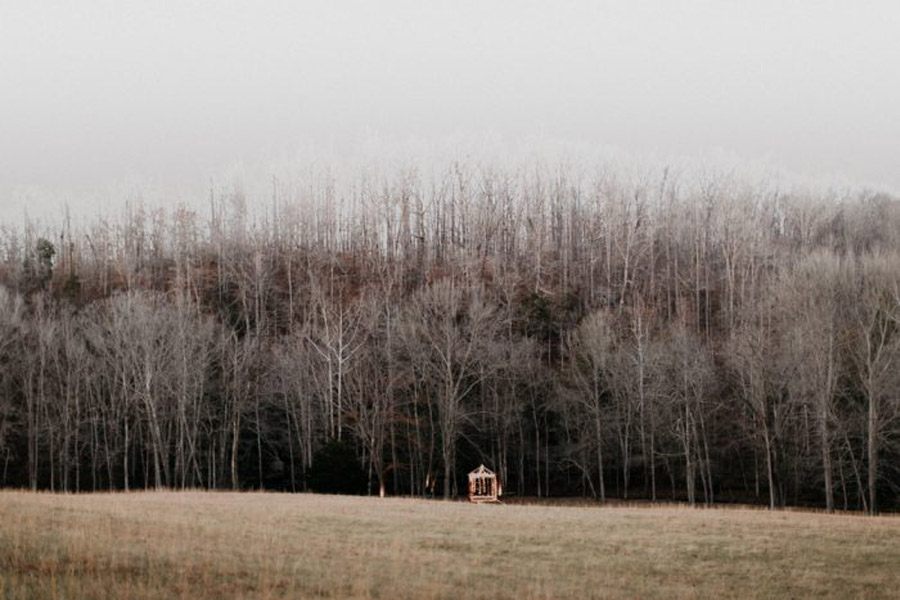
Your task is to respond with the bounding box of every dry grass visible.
[1,491,898,599]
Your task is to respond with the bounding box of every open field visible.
[1,492,899,599]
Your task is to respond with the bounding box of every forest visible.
[1,162,899,513]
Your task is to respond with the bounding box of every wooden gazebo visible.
[468,464,501,503]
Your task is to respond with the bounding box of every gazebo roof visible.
[468,464,495,477]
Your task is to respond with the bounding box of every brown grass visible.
[1,491,898,599]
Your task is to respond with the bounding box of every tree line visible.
[1,162,899,513]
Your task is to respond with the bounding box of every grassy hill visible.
[1,491,898,599]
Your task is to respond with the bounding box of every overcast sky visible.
[2,1,899,220]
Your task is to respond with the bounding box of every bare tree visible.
[0,287,24,486]
[728,314,793,510]
[401,280,500,498]
[848,254,900,514]
[565,309,616,500]
[778,253,846,511]
[656,323,716,505]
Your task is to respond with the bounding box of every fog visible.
[2,1,899,221]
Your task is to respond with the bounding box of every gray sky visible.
[2,0,899,219]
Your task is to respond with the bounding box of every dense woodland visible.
[1,162,899,513]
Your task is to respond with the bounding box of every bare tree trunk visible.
[230,408,240,490]
[763,426,776,510]
[594,411,606,501]
[821,416,834,512]
[867,397,877,515]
